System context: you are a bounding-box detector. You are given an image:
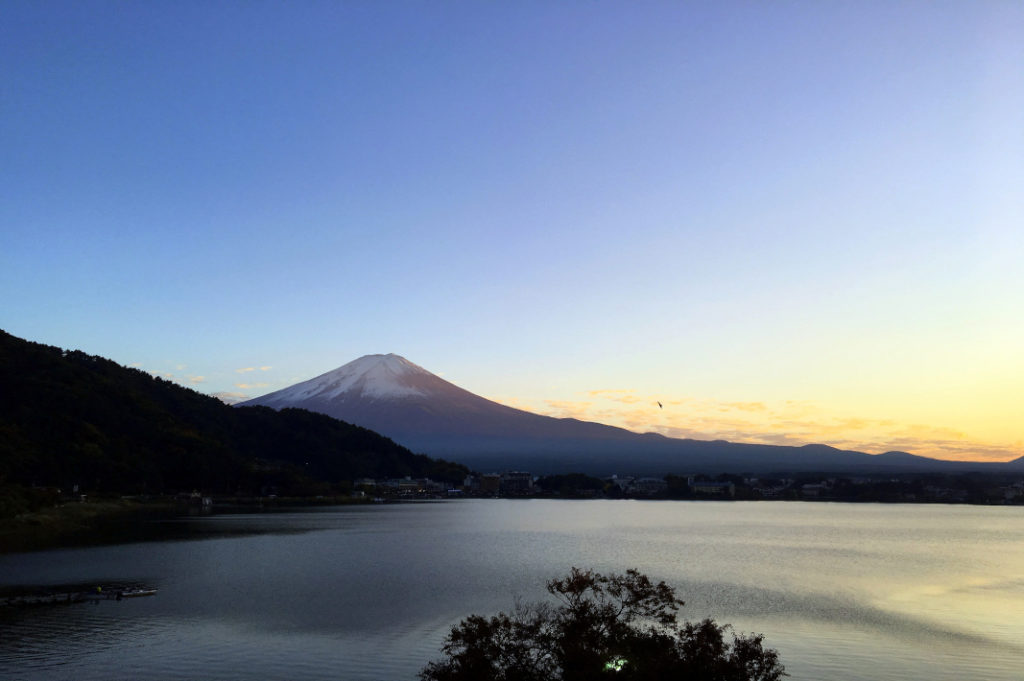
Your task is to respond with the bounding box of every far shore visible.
[4,481,1022,555]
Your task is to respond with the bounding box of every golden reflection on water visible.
[884,574,1024,644]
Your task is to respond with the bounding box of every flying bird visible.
[657,401,663,409]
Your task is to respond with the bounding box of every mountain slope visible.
[240,354,982,475]
[0,332,467,500]
[244,353,647,448]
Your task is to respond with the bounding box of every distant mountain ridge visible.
[240,353,1021,475]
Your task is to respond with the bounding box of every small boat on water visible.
[3,587,158,606]
[118,588,157,598]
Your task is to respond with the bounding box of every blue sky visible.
[3,1,1022,460]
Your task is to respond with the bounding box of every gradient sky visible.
[3,2,1022,462]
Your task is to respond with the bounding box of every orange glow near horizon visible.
[490,390,1022,463]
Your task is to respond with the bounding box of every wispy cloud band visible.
[492,390,1021,463]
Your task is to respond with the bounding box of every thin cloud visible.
[586,389,645,405]
[877,437,1020,462]
[187,375,206,384]
[235,382,269,390]
[518,389,1021,463]
[212,391,250,405]
[543,400,594,420]
[236,367,256,373]
[721,401,768,413]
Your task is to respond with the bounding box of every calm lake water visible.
[1,499,1022,680]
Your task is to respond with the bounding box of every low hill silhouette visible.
[0,330,467,507]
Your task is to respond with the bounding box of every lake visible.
[2,499,1022,680]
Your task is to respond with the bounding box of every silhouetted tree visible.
[420,568,785,681]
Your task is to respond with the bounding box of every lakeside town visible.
[349,470,1024,505]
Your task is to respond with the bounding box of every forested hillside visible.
[0,330,467,511]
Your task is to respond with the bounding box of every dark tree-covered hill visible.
[0,330,468,498]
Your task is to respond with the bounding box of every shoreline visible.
[0,495,377,555]
[0,499,182,555]
[4,491,1021,556]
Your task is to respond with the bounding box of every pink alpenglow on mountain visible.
[238,354,651,468]
[255,354,437,403]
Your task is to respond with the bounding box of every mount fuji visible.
[238,354,651,469]
[237,354,970,475]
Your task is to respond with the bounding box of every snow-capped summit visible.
[260,353,435,403]
[239,352,501,417]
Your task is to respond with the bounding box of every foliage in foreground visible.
[421,568,785,681]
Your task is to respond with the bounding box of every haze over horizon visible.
[3,2,1022,463]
